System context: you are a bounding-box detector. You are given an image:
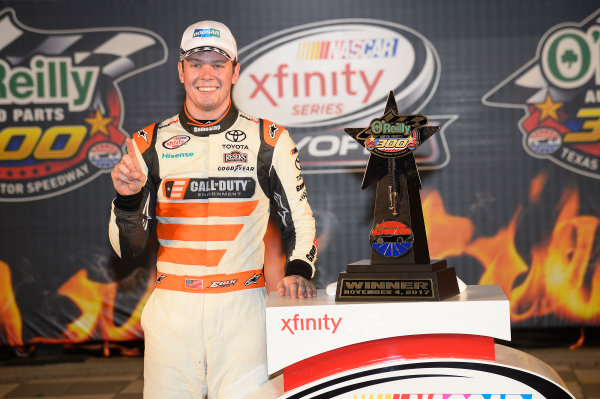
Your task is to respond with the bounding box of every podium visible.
[250,285,575,399]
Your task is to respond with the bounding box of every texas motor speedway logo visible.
[483,9,600,179]
[0,8,167,201]
[232,19,454,174]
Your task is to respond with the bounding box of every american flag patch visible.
[185,278,203,289]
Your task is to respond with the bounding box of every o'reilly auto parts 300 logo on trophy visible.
[233,19,454,174]
[483,9,600,179]
[359,112,427,158]
[0,8,167,201]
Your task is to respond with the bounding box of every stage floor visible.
[0,341,598,399]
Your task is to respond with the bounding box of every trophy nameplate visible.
[335,91,459,302]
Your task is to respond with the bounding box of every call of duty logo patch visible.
[482,9,600,179]
[0,8,167,201]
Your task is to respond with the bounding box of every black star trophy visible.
[335,91,459,302]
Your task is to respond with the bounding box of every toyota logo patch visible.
[226,130,247,142]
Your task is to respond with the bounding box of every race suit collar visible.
[179,101,239,136]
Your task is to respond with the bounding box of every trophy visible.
[335,91,459,302]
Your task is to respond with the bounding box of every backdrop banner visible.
[1,0,599,346]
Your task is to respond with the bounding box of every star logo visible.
[269,123,278,139]
[85,109,113,137]
[273,192,289,227]
[534,93,563,122]
[136,129,149,143]
[244,273,262,286]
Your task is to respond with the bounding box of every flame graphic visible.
[422,191,474,259]
[424,174,600,324]
[509,188,600,322]
[1,175,598,346]
[0,221,289,346]
[28,269,154,344]
[0,261,23,346]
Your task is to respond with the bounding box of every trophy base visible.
[335,259,460,302]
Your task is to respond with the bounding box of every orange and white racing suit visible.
[108,102,317,399]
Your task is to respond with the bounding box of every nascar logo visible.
[233,19,440,128]
[232,19,453,174]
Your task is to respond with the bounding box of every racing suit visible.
[108,101,317,399]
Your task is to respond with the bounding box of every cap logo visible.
[193,28,220,38]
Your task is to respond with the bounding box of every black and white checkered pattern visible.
[382,111,428,128]
[0,8,167,79]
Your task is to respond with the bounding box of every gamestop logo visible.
[233,19,452,173]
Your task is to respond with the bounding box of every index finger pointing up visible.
[126,138,137,157]
[124,138,142,172]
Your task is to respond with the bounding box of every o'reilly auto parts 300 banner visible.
[0,9,167,201]
[0,1,599,346]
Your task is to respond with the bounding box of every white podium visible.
[250,285,575,399]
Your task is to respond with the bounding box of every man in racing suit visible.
[108,20,317,399]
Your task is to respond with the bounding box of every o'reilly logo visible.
[0,56,98,112]
[482,9,600,179]
[0,8,167,201]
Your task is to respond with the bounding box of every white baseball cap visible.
[179,20,237,62]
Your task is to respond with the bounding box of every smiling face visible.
[178,51,240,121]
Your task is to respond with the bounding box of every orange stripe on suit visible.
[157,246,226,266]
[156,200,259,218]
[157,224,244,241]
